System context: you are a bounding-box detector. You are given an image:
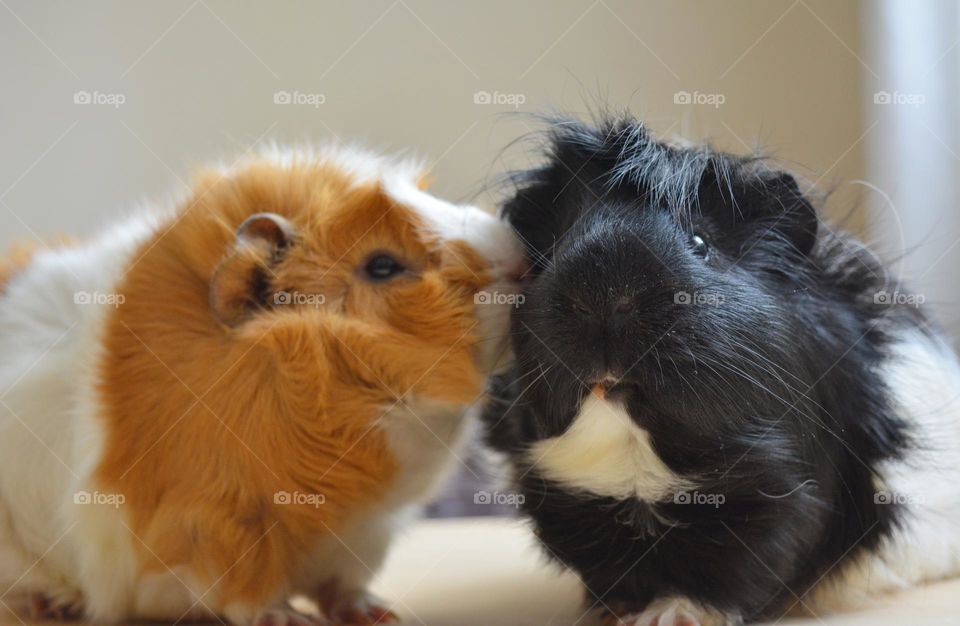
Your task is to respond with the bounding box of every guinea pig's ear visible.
[701,162,818,256]
[501,178,584,274]
[209,213,297,327]
[759,171,819,256]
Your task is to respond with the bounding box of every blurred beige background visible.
[1,0,958,331]
[0,1,865,228]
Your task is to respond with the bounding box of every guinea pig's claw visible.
[314,582,398,626]
[325,602,398,625]
[28,592,85,621]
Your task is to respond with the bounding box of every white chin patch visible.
[526,392,689,501]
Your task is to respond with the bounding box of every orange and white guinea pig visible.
[0,146,524,625]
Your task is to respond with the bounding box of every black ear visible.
[760,171,818,256]
[501,120,624,274]
[700,162,818,257]
[502,157,605,273]
[209,213,297,326]
[501,176,575,274]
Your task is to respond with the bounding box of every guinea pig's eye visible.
[363,253,406,282]
[691,233,710,259]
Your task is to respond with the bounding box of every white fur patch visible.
[623,596,735,626]
[0,212,162,620]
[807,329,960,611]
[527,393,688,500]
[383,175,524,279]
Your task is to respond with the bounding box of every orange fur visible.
[94,160,490,612]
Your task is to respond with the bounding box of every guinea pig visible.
[0,145,524,625]
[482,115,960,625]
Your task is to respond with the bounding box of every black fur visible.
[483,114,920,622]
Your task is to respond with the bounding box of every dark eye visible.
[363,253,405,281]
[691,233,710,259]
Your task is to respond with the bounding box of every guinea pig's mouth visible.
[587,376,637,401]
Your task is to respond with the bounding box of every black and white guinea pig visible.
[482,115,960,625]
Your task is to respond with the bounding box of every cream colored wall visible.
[0,0,865,246]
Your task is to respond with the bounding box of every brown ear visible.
[209,213,297,327]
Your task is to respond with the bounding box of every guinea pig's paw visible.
[618,597,739,626]
[253,607,330,626]
[322,595,398,626]
[28,591,85,621]
[315,585,398,626]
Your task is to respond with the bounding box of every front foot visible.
[315,581,398,626]
[254,607,329,626]
[28,592,84,621]
[608,597,741,626]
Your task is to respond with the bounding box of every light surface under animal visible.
[0,146,523,625]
